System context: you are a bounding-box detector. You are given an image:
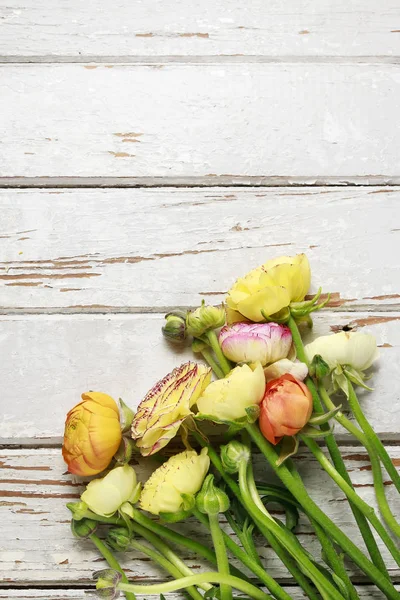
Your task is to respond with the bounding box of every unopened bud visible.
[67,501,89,521]
[196,474,230,516]
[162,311,187,344]
[71,517,97,539]
[114,436,137,464]
[107,527,132,552]
[220,440,250,474]
[309,354,330,380]
[186,301,225,338]
[93,569,121,599]
[119,399,135,433]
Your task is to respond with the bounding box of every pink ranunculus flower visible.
[219,322,292,367]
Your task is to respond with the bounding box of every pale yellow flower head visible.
[140,448,210,515]
[305,332,379,372]
[226,254,311,323]
[131,362,212,457]
[196,362,266,422]
[81,465,140,517]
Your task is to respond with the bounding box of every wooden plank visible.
[1,64,399,179]
[2,590,400,600]
[1,187,399,311]
[0,311,399,443]
[1,447,400,584]
[1,0,400,59]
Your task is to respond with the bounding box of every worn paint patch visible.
[108,151,135,158]
[179,33,209,38]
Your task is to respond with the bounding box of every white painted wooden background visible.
[0,1,399,598]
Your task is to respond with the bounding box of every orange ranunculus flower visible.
[62,392,122,476]
[259,374,313,445]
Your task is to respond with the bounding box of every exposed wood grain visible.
[3,590,399,600]
[1,0,400,58]
[0,311,399,443]
[1,448,399,584]
[1,188,399,310]
[1,64,399,178]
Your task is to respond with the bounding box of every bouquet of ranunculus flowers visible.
[63,254,400,600]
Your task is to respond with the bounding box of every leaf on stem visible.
[276,436,299,466]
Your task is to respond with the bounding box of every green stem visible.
[246,422,400,600]
[209,513,233,600]
[301,435,400,567]
[205,330,231,375]
[129,506,247,582]
[193,431,320,600]
[118,572,271,600]
[346,379,400,495]
[193,508,294,600]
[224,510,262,566]
[310,519,360,600]
[129,538,204,600]
[129,520,212,592]
[238,460,346,600]
[89,533,136,600]
[320,385,400,541]
[288,316,389,577]
[201,348,225,379]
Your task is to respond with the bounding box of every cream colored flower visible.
[131,362,212,456]
[140,448,210,515]
[305,332,379,372]
[81,465,139,517]
[196,362,265,422]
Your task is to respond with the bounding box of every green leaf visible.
[276,435,299,466]
[344,367,374,392]
[308,405,342,426]
[245,405,260,424]
[301,424,334,439]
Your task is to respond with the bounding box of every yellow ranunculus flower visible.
[131,362,212,457]
[62,392,122,476]
[226,254,311,323]
[196,362,266,422]
[81,465,139,517]
[140,448,210,515]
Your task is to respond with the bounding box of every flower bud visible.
[259,374,313,445]
[186,301,225,337]
[66,500,89,521]
[220,440,250,474]
[308,354,331,380]
[107,527,132,552]
[93,569,121,600]
[113,437,137,464]
[219,322,292,366]
[196,474,230,516]
[264,359,308,383]
[162,311,187,344]
[119,398,135,433]
[71,517,97,539]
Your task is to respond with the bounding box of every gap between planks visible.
[1,55,400,65]
[1,176,400,188]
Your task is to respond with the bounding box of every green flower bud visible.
[309,354,331,380]
[186,301,225,337]
[220,440,251,474]
[107,527,132,552]
[93,569,121,599]
[114,436,137,464]
[71,517,97,539]
[162,311,187,344]
[196,474,230,516]
[66,501,89,521]
[119,398,135,433]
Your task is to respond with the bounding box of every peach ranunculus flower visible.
[259,374,313,445]
[131,362,212,456]
[62,392,122,476]
[226,254,311,323]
